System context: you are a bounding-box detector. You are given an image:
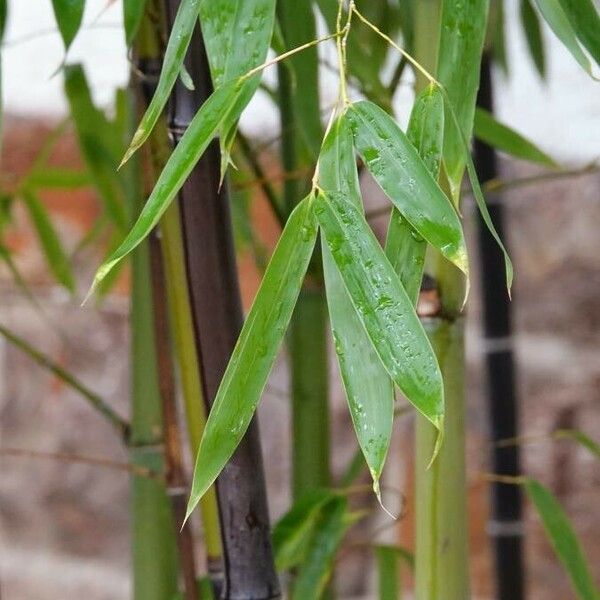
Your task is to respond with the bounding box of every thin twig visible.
[0,447,161,480]
[0,323,130,440]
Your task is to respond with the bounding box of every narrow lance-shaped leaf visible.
[319,114,394,500]
[437,0,489,203]
[532,0,592,75]
[122,0,201,163]
[200,0,276,171]
[186,196,318,517]
[525,479,600,600]
[22,190,75,292]
[556,429,600,460]
[292,496,355,600]
[557,0,600,67]
[315,192,444,431]
[474,107,557,167]
[272,489,335,571]
[520,0,547,78]
[51,0,84,51]
[88,79,243,296]
[123,0,147,47]
[376,545,414,600]
[348,100,468,278]
[385,84,444,305]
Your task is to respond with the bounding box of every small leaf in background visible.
[22,190,75,292]
[348,100,468,278]
[532,0,592,75]
[64,65,128,230]
[385,84,444,305]
[292,496,354,600]
[520,0,547,78]
[315,192,444,431]
[556,429,600,460]
[319,114,394,501]
[557,0,600,66]
[186,196,318,517]
[376,545,414,600]
[474,107,556,167]
[51,0,85,52]
[89,78,243,293]
[123,0,201,162]
[26,168,91,190]
[437,0,489,203]
[123,0,147,47]
[525,479,600,600]
[272,489,335,570]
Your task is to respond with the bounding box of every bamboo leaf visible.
[292,496,353,600]
[22,190,75,292]
[437,0,489,202]
[385,84,444,305]
[347,100,468,278]
[532,0,592,75]
[186,196,318,516]
[51,0,85,51]
[525,480,600,600]
[557,0,600,66]
[376,545,414,600]
[272,489,335,570]
[556,429,600,459]
[123,0,147,46]
[319,115,394,498]
[88,79,243,295]
[520,0,547,78]
[474,107,557,167]
[123,0,201,163]
[27,167,91,189]
[315,192,444,431]
[64,65,128,229]
[200,0,276,170]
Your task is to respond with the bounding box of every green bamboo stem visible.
[159,201,223,563]
[413,2,469,598]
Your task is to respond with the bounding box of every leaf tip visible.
[373,476,398,520]
[426,415,444,469]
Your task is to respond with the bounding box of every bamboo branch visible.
[0,323,130,440]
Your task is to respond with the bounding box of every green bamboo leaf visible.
[123,0,147,46]
[64,65,128,229]
[556,429,600,459]
[122,0,201,163]
[557,0,600,66]
[51,0,85,51]
[437,0,489,202]
[520,0,547,78]
[315,192,444,431]
[525,479,600,600]
[532,0,592,75]
[347,100,468,278]
[22,190,75,292]
[292,496,353,600]
[376,545,414,600]
[186,196,318,516]
[474,107,556,167]
[88,79,243,295]
[385,84,444,305]
[272,489,335,570]
[319,115,394,499]
[200,0,276,171]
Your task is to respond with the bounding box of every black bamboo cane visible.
[475,54,525,600]
[162,2,280,598]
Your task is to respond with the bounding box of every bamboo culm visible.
[162,1,280,597]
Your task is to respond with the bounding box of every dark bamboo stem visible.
[149,232,198,600]
[474,53,525,600]
[162,2,280,598]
